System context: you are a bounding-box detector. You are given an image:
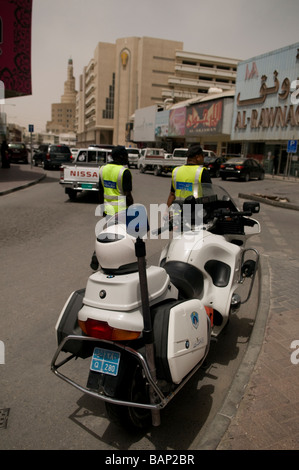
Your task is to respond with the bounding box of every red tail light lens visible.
[46,153,50,160]
[204,306,214,327]
[78,319,141,341]
[220,164,225,169]
[235,165,244,170]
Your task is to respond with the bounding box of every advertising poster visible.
[185,99,223,136]
[155,109,169,137]
[0,0,32,97]
[168,107,186,136]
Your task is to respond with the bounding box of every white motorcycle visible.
[51,183,260,431]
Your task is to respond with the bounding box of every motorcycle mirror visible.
[243,201,260,214]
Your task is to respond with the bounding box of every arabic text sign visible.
[185,100,223,136]
[231,42,299,141]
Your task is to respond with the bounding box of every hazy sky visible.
[4,0,299,132]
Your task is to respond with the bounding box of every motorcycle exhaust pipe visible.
[135,237,161,427]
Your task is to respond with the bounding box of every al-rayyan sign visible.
[231,42,299,141]
[0,0,32,98]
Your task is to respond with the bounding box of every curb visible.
[238,192,299,211]
[0,173,46,196]
[191,255,270,450]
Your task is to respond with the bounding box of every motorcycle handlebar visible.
[151,209,256,236]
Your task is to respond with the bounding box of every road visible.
[0,169,297,450]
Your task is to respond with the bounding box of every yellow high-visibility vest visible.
[172,165,204,201]
[99,164,128,215]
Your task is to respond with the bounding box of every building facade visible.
[46,58,77,134]
[75,37,239,148]
[231,42,299,175]
[133,42,299,177]
[162,50,238,103]
[76,37,184,147]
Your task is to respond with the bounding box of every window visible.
[102,73,115,119]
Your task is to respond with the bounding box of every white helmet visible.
[95,223,138,273]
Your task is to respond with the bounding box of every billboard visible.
[133,105,156,142]
[168,107,186,136]
[155,109,169,137]
[185,99,223,136]
[0,0,32,98]
[231,42,299,141]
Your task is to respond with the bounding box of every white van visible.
[126,147,140,168]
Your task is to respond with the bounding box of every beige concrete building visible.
[76,37,183,147]
[162,50,239,103]
[75,37,239,147]
[46,58,77,134]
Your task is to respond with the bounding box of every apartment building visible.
[76,37,184,147]
[75,37,239,147]
[162,50,239,103]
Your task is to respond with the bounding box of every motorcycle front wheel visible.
[105,362,152,432]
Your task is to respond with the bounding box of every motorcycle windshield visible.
[176,183,239,211]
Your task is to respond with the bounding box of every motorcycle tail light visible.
[78,319,141,341]
[204,306,214,327]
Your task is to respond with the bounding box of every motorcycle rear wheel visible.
[105,362,152,432]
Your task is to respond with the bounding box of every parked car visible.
[8,142,28,164]
[33,144,72,169]
[204,155,227,177]
[70,148,79,159]
[203,150,217,159]
[220,157,265,181]
[126,147,140,168]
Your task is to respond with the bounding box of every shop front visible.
[231,42,299,176]
[133,92,238,156]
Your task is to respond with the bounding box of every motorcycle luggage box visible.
[153,299,210,385]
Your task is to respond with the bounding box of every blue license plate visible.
[90,347,120,376]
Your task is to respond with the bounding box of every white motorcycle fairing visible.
[160,229,242,336]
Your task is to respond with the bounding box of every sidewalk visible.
[196,174,299,450]
[1,164,299,450]
[0,163,46,195]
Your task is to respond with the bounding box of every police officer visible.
[90,145,134,269]
[99,145,133,215]
[166,144,211,207]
